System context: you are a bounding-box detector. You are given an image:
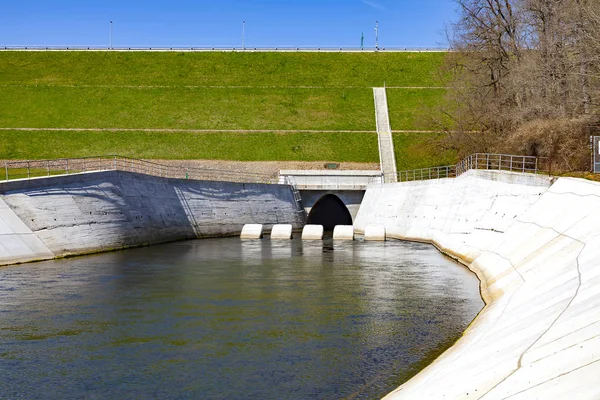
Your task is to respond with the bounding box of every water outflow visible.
[0,238,483,399]
[306,193,353,230]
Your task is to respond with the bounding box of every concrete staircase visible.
[373,87,398,183]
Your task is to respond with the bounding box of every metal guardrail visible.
[2,153,547,186]
[385,153,546,183]
[0,45,449,52]
[394,165,456,182]
[2,155,278,184]
[456,153,545,176]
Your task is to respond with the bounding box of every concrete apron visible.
[354,170,600,399]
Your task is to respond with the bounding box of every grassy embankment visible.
[0,51,454,168]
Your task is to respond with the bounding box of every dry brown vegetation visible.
[439,0,600,172]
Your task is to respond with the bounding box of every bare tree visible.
[440,0,600,169]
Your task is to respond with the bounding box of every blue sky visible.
[0,1,457,48]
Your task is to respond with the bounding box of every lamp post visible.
[242,20,245,50]
[375,21,379,50]
[110,21,113,50]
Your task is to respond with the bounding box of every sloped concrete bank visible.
[354,170,600,399]
[0,171,303,266]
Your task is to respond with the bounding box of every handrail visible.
[2,153,548,186]
[385,153,547,183]
[2,155,278,184]
[0,45,449,52]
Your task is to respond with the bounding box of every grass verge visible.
[393,132,458,170]
[387,88,447,131]
[0,87,375,131]
[0,51,446,87]
[0,130,380,162]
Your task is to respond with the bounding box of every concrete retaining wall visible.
[0,171,303,264]
[355,170,600,399]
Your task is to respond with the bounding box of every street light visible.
[110,21,113,50]
[375,21,379,50]
[242,21,245,50]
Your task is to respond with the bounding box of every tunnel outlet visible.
[306,194,353,231]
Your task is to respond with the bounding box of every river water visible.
[0,238,483,399]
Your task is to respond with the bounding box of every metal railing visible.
[2,155,278,184]
[393,165,456,182]
[385,153,546,183]
[2,153,548,186]
[0,45,449,52]
[456,153,546,176]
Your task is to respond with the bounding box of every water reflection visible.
[0,238,482,399]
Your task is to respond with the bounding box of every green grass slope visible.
[0,130,379,162]
[0,51,446,87]
[0,51,452,166]
[0,87,374,130]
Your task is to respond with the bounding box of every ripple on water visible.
[0,238,483,399]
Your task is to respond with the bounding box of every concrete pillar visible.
[240,224,263,239]
[270,224,293,239]
[333,225,354,240]
[302,224,324,240]
[364,225,386,241]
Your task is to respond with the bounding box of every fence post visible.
[535,158,538,174]
[510,156,513,172]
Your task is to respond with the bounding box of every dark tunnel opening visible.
[306,194,353,231]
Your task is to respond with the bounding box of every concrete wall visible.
[279,170,382,190]
[0,171,303,265]
[355,170,600,399]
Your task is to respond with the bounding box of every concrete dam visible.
[2,162,600,399]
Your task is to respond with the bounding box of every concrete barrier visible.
[333,225,354,240]
[355,170,600,399]
[364,224,386,241]
[301,224,323,240]
[270,224,293,239]
[240,224,263,239]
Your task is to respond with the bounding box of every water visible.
[0,238,483,399]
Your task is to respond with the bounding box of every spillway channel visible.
[0,237,483,399]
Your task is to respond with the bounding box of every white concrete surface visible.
[270,224,293,239]
[301,224,324,240]
[373,87,397,183]
[333,225,354,240]
[279,170,382,190]
[364,224,386,241]
[240,224,263,239]
[355,170,600,399]
[0,198,54,265]
[0,171,304,263]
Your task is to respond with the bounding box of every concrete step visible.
[373,88,397,183]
